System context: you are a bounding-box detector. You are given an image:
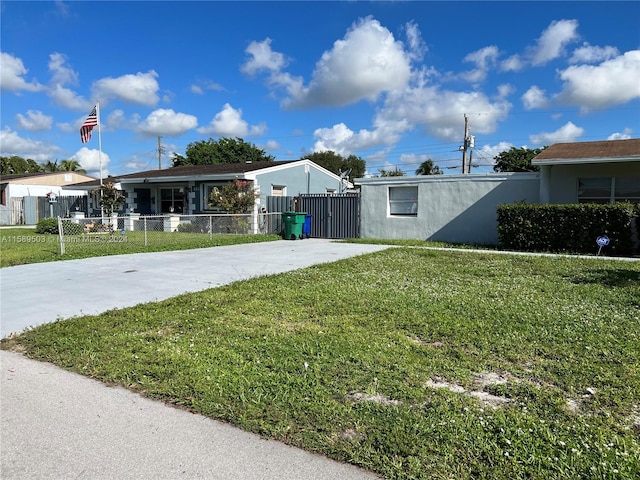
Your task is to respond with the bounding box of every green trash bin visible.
[282,211,306,240]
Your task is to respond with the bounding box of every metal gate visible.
[297,193,360,239]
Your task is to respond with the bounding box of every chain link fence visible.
[56,213,284,254]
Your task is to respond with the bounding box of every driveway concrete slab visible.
[1,239,389,338]
[1,240,388,479]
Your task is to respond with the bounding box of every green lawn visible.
[0,228,281,267]
[3,248,638,479]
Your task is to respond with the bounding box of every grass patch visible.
[3,248,639,479]
[0,228,280,267]
[344,237,497,250]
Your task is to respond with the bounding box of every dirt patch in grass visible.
[346,392,401,406]
[425,371,516,408]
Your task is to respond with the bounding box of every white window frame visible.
[271,185,287,197]
[388,185,418,216]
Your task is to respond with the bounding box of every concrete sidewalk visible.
[1,240,388,479]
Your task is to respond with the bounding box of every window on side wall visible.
[389,186,418,216]
[614,178,640,203]
[271,185,286,197]
[577,178,611,203]
[577,177,640,204]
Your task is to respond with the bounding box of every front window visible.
[160,187,185,213]
[389,186,418,216]
[614,178,640,203]
[578,177,640,203]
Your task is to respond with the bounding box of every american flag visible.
[80,105,98,143]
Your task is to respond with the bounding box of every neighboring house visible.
[532,138,640,204]
[68,160,351,216]
[356,138,640,245]
[356,172,540,245]
[0,172,95,224]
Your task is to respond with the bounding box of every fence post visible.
[57,216,65,255]
[144,217,148,246]
[209,215,213,240]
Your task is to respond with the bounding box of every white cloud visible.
[190,80,225,95]
[522,86,549,110]
[460,46,499,83]
[137,109,198,137]
[92,70,160,106]
[241,38,289,76]
[48,52,78,85]
[312,120,406,157]
[0,126,61,162]
[569,42,619,64]
[263,139,280,151]
[496,84,515,99]
[555,50,640,111]
[500,54,524,72]
[71,147,111,177]
[529,19,580,66]
[15,110,53,131]
[0,52,45,92]
[530,121,584,145]
[380,86,512,142]
[196,103,265,137]
[475,142,516,167]
[404,21,427,61]
[48,83,92,110]
[607,128,633,140]
[290,17,412,108]
[244,17,413,110]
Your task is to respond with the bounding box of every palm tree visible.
[59,159,86,174]
[42,160,62,172]
[415,159,442,175]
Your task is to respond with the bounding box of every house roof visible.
[67,160,323,188]
[1,171,96,185]
[532,138,640,165]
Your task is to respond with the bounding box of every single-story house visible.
[356,138,640,245]
[0,172,95,224]
[532,138,640,204]
[69,159,352,217]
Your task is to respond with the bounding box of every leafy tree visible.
[42,160,62,172]
[415,159,443,175]
[59,159,86,173]
[493,147,546,173]
[172,137,275,166]
[93,181,125,217]
[208,179,258,214]
[304,151,366,183]
[1,156,43,175]
[379,166,405,177]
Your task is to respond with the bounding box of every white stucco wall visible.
[357,173,540,245]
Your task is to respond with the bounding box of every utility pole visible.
[461,114,469,174]
[157,136,163,170]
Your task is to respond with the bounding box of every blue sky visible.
[1,1,639,178]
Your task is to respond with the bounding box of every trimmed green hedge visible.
[35,218,83,235]
[497,202,639,256]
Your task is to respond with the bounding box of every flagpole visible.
[97,101,103,187]
[96,101,104,221]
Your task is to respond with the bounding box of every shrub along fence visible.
[55,212,283,254]
[497,202,640,256]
